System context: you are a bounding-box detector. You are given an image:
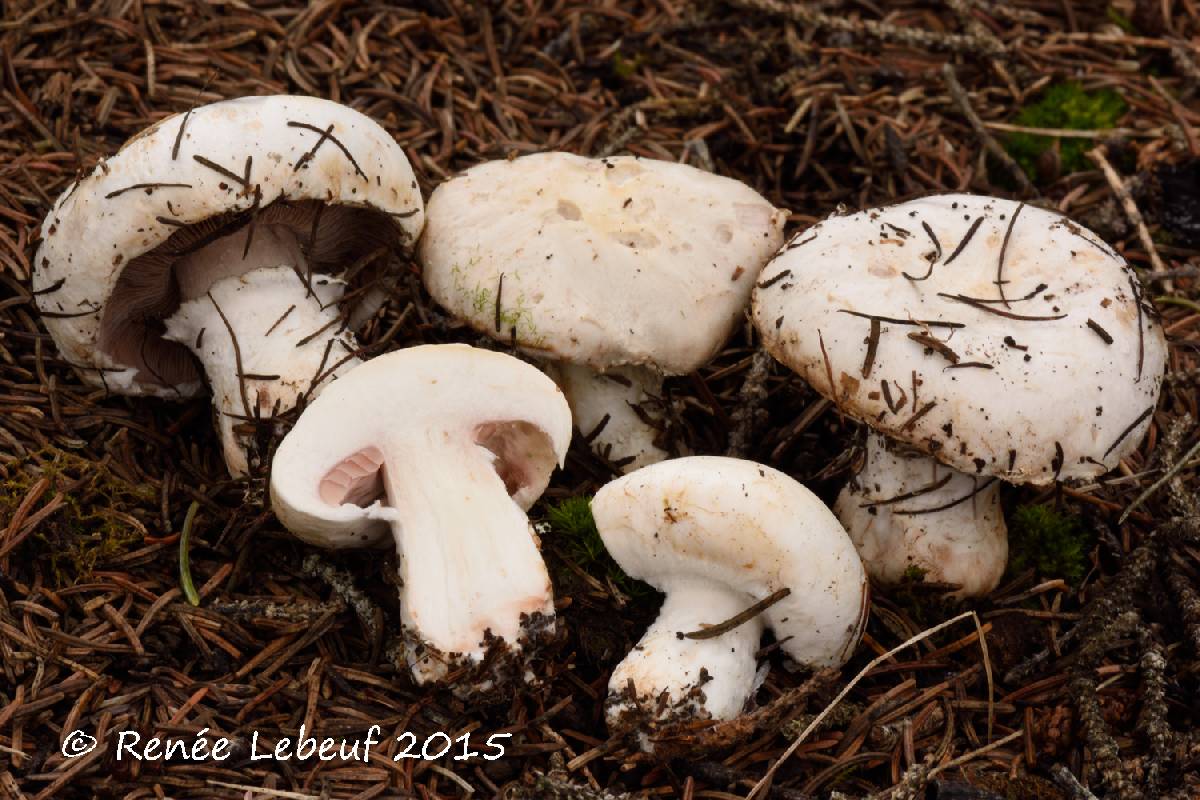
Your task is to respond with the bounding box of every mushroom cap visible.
[270,344,572,550]
[592,456,868,669]
[34,95,424,397]
[419,152,787,375]
[753,195,1168,485]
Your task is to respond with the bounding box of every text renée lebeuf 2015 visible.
[115,726,511,762]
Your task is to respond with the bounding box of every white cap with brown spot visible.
[419,152,787,471]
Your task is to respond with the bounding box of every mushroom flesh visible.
[270,344,572,688]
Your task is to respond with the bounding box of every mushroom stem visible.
[835,431,1007,597]
[552,362,669,472]
[163,265,361,476]
[608,580,763,726]
[377,433,555,685]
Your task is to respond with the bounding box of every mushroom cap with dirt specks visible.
[752,194,1168,484]
[592,456,869,670]
[419,152,787,375]
[33,95,424,397]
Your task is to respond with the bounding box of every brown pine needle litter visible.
[1,2,1199,799]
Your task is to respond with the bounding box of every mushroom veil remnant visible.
[270,344,572,688]
[33,95,424,476]
[419,152,787,472]
[753,194,1168,596]
[592,457,867,740]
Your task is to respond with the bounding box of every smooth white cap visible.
[420,152,787,374]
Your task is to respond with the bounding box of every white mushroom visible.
[34,95,424,476]
[592,456,868,736]
[270,344,572,688]
[753,194,1168,596]
[419,152,786,471]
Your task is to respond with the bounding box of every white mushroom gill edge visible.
[549,362,669,472]
[834,431,1007,597]
[591,456,867,742]
[164,265,359,477]
[269,344,572,687]
[34,95,424,401]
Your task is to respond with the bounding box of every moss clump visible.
[1107,6,1135,32]
[1,448,153,584]
[1008,504,1092,584]
[1005,82,1127,181]
[611,50,644,80]
[543,497,650,598]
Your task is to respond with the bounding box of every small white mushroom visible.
[592,456,867,738]
[419,152,786,471]
[270,344,572,689]
[34,95,424,476]
[753,194,1168,596]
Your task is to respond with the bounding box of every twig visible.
[1088,145,1170,289]
[1049,765,1101,800]
[301,553,381,642]
[1119,425,1198,523]
[746,611,987,800]
[680,588,791,640]
[728,0,1006,55]
[727,349,773,457]
[942,64,1035,196]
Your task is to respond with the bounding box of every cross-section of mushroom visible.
[753,195,1168,596]
[270,344,572,689]
[592,457,867,742]
[33,95,424,476]
[419,152,786,471]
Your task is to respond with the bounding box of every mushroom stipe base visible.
[606,668,840,760]
[399,610,559,697]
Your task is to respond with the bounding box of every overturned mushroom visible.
[270,344,572,688]
[592,456,867,739]
[753,195,1168,596]
[34,95,424,475]
[419,152,786,471]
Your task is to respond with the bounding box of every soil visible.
[0,2,1198,799]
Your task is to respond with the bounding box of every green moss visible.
[1007,504,1092,584]
[902,564,928,582]
[1,448,152,584]
[1005,82,1127,181]
[449,262,544,347]
[543,497,650,598]
[1107,6,1135,32]
[611,50,644,80]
